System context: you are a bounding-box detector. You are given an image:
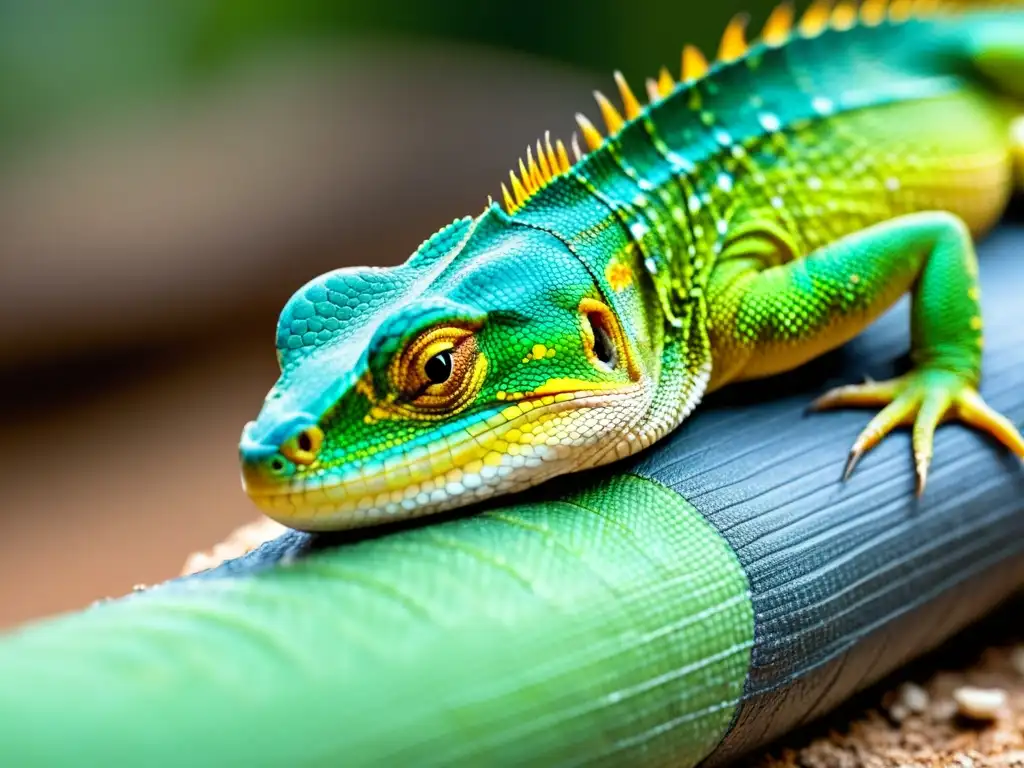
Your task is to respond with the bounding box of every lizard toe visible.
[815,369,1024,495]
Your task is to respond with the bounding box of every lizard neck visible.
[506,162,716,451]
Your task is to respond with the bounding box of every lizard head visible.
[239,207,653,530]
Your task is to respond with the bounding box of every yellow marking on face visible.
[530,377,632,396]
[968,286,980,301]
[606,260,634,292]
[523,343,556,362]
[970,316,983,331]
[501,405,524,420]
[355,372,376,400]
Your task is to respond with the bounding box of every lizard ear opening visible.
[580,299,622,373]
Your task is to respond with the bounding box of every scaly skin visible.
[240,2,1024,531]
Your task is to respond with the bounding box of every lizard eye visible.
[394,326,485,412]
[423,349,453,384]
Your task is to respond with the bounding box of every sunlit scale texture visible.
[242,5,1024,529]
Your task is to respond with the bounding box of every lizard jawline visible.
[245,384,650,531]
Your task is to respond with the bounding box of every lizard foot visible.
[810,369,1024,495]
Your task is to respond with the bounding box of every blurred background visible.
[0,0,928,627]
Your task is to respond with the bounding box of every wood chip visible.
[898,682,930,714]
[953,686,1007,721]
[1011,646,1024,677]
[748,636,1024,768]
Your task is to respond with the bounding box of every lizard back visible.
[506,4,1023,323]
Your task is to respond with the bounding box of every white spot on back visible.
[668,152,695,173]
[717,173,734,192]
[759,113,782,132]
[812,96,835,116]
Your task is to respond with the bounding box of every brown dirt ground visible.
[185,520,1024,768]
[745,608,1024,768]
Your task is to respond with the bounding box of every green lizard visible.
[239,0,1024,531]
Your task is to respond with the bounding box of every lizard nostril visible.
[280,425,324,466]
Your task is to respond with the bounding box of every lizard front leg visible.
[707,211,1024,494]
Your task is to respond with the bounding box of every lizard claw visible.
[842,448,863,483]
[813,369,1024,495]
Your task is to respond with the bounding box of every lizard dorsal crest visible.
[499,0,945,216]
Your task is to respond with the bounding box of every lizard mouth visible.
[243,384,646,531]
